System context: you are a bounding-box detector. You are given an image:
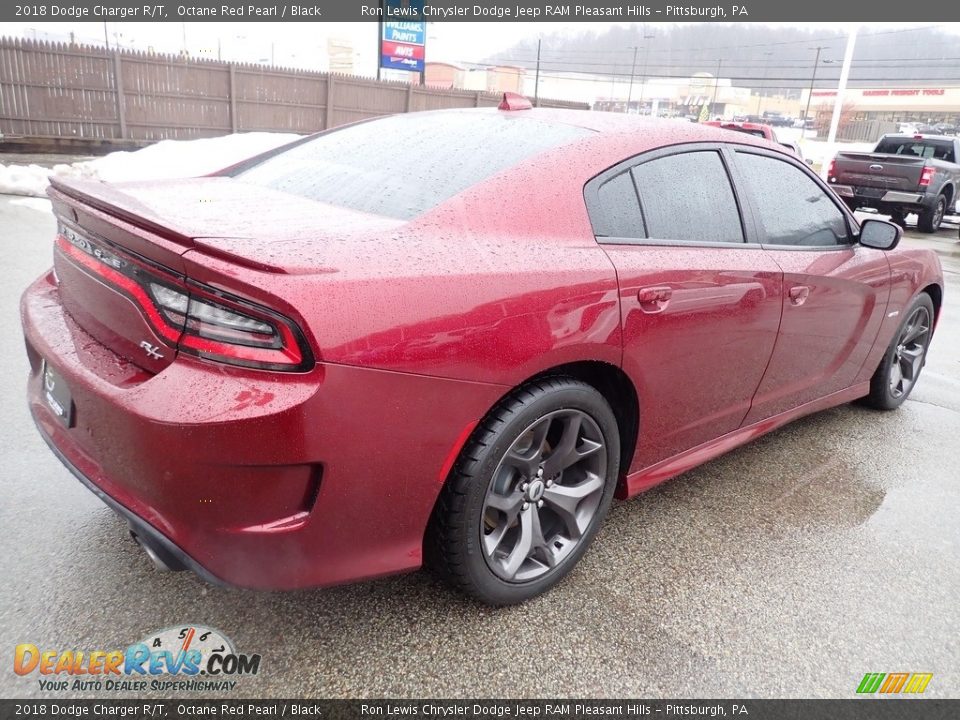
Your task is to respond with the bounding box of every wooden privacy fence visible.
[0,37,588,144]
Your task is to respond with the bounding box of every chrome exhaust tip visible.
[129,530,176,572]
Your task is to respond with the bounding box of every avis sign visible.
[380,0,426,73]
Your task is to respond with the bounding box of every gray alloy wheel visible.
[888,304,932,399]
[425,376,620,605]
[480,409,606,583]
[864,292,935,411]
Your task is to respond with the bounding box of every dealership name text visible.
[15,3,750,19]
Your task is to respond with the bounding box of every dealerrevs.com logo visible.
[14,625,261,693]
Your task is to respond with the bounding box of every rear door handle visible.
[788,286,810,306]
[638,286,672,312]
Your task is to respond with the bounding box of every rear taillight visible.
[55,228,313,372]
[920,166,936,187]
[827,158,836,180]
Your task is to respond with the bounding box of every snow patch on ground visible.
[0,132,301,198]
[8,197,53,212]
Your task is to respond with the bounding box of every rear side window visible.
[232,112,591,220]
[594,172,645,238]
[632,151,744,243]
[735,152,850,247]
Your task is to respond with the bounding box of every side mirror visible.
[859,218,902,250]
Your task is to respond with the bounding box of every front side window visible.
[632,151,744,244]
[735,152,850,247]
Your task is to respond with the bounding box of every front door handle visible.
[638,286,672,313]
[788,286,810,306]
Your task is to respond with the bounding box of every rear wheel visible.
[864,293,934,410]
[917,195,946,233]
[426,377,620,605]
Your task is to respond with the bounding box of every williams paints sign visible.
[380,1,426,72]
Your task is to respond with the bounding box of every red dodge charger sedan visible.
[22,104,943,605]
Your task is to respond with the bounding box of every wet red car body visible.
[22,109,943,590]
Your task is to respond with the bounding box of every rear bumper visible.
[22,270,506,589]
[833,185,936,211]
[32,415,226,584]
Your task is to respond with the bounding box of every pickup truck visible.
[827,134,960,233]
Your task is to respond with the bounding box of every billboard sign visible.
[380,0,426,73]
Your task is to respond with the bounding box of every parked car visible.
[704,120,808,162]
[828,133,960,232]
[778,140,813,165]
[703,120,778,141]
[22,105,943,605]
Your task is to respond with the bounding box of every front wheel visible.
[864,293,935,410]
[917,195,946,233]
[426,377,620,605]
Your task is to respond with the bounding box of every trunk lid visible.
[52,176,404,273]
[47,176,402,374]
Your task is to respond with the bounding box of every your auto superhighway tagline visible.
[6,0,947,23]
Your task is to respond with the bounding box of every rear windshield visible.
[874,137,956,162]
[231,112,592,220]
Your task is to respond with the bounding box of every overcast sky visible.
[3,22,955,75]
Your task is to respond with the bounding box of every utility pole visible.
[626,46,639,114]
[534,38,541,107]
[637,27,655,115]
[103,21,109,51]
[802,45,827,123]
[755,51,773,116]
[710,58,723,116]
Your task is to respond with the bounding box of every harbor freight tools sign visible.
[380,0,426,72]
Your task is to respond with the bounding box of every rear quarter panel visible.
[853,247,944,384]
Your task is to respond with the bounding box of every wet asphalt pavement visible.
[0,195,958,699]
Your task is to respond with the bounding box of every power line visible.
[493,57,960,71]
[458,59,960,85]
[495,24,945,58]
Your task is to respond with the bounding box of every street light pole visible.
[626,46,639,113]
[802,45,827,123]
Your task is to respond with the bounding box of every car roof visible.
[425,107,778,149]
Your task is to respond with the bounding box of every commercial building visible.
[803,87,960,126]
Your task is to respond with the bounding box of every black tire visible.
[864,293,935,410]
[917,195,946,233]
[425,377,620,605]
[889,212,907,229]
